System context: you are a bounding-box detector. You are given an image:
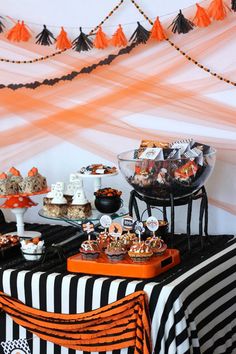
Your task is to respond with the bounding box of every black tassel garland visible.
[232,0,236,11]
[129,22,150,44]
[0,16,5,33]
[72,28,93,52]
[169,10,194,34]
[36,25,55,45]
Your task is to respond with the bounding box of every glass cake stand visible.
[77,171,118,193]
[38,207,128,228]
[0,189,49,238]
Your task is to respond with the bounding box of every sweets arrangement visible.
[118,139,216,200]
[0,167,47,196]
[43,175,92,219]
[79,164,117,175]
[79,217,167,263]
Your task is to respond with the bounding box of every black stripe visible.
[84,277,96,312]
[38,272,48,354]
[68,275,79,354]
[154,248,236,353]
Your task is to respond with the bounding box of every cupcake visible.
[147,236,167,256]
[80,240,100,260]
[105,240,126,262]
[120,232,138,250]
[97,231,112,251]
[128,241,153,263]
[21,238,45,261]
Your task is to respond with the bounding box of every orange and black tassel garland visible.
[130,21,150,44]
[72,27,93,52]
[169,10,195,34]
[36,25,55,45]
[193,4,211,27]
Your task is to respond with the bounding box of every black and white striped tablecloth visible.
[0,238,235,354]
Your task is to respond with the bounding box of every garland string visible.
[0,0,124,64]
[0,42,138,90]
[129,0,236,87]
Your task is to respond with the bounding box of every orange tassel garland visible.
[7,20,31,42]
[7,21,21,41]
[56,27,72,50]
[111,25,128,47]
[20,21,31,41]
[150,17,166,41]
[208,0,228,20]
[93,26,109,49]
[193,4,211,27]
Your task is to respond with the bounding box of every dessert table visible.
[0,217,235,354]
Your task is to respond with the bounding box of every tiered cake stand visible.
[77,170,118,193]
[0,189,49,238]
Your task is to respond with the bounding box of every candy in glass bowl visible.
[117,140,216,200]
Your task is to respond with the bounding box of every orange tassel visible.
[93,26,109,49]
[150,17,166,41]
[193,4,211,27]
[56,27,72,50]
[20,21,31,41]
[7,21,21,42]
[208,0,228,20]
[111,25,128,47]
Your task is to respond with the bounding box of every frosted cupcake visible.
[128,241,153,263]
[105,240,126,262]
[80,240,100,260]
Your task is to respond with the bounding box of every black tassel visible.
[231,0,236,11]
[72,27,93,52]
[36,25,55,45]
[0,16,5,33]
[129,22,150,44]
[169,10,194,34]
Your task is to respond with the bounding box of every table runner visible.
[0,222,235,354]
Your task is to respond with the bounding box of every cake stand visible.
[0,189,49,238]
[77,171,118,193]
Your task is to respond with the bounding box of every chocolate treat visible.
[67,203,91,219]
[128,241,153,262]
[105,240,126,262]
[43,204,67,217]
[19,167,47,193]
[0,173,18,195]
[80,240,100,260]
[146,236,167,256]
[0,235,11,248]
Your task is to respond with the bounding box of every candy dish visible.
[117,145,216,200]
[21,238,45,261]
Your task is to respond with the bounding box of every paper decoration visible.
[109,222,122,237]
[82,222,95,234]
[146,216,159,232]
[100,215,112,228]
[122,216,133,230]
[1,339,31,354]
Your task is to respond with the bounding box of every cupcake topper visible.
[146,216,159,237]
[100,215,112,233]
[122,216,133,235]
[134,221,145,243]
[109,222,122,239]
[82,221,95,241]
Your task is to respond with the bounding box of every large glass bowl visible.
[117,148,216,200]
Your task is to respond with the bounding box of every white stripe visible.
[92,277,108,310]
[76,275,91,313]
[108,278,126,304]
[125,280,142,296]
[16,270,28,342]
[31,272,44,354]
[2,269,14,341]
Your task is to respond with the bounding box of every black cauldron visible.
[94,196,122,214]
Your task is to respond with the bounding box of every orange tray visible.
[67,249,180,279]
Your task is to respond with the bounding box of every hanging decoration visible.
[56,27,71,50]
[193,3,211,27]
[129,0,236,87]
[169,10,195,34]
[130,21,150,44]
[72,27,93,52]
[0,42,138,90]
[111,24,127,47]
[150,17,166,41]
[207,0,228,20]
[0,0,235,89]
[232,0,236,11]
[93,26,110,49]
[36,25,55,45]
[7,21,21,41]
